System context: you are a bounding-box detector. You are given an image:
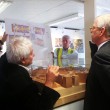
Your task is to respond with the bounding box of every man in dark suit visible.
[0,36,60,110]
[84,14,110,110]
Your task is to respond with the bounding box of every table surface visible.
[54,83,85,107]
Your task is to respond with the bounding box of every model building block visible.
[56,74,73,88]
[72,75,79,86]
[31,67,88,88]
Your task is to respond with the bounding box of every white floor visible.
[54,100,84,110]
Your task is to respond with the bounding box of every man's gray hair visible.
[6,36,32,64]
[62,35,70,39]
[96,14,110,37]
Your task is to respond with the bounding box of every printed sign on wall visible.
[5,19,53,67]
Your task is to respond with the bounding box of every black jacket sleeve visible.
[32,81,60,110]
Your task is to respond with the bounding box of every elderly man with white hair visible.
[0,36,60,110]
[84,14,110,110]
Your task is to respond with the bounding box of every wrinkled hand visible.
[1,32,8,43]
[46,65,59,81]
[45,65,59,88]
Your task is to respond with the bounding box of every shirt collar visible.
[98,41,108,50]
[19,64,30,72]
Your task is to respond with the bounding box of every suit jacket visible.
[84,41,110,110]
[0,54,60,110]
[89,41,98,59]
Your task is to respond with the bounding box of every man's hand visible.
[45,65,59,88]
[1,32,8,43]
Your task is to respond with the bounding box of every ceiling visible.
[0,0,110,30]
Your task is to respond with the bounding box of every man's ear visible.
[99,27,106,37]
[21,57,26,65]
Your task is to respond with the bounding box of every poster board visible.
[5,19,53,68]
